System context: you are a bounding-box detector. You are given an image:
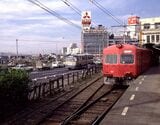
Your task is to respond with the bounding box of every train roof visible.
[103,44,149,52]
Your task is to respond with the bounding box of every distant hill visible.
[0,52,34,56]
[0,52,16,56]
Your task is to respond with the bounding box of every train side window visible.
[65,56,76,62]
[76,57,79,61]
[105,55,117,64]
[120,54,134,64]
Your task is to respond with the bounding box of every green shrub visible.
[0,69,29,119]
[0,69,29,103]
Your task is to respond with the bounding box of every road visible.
[29,68,81,80]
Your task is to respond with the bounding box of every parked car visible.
[93,58,102,65]
[35,60,50,70]
[51,61,65,68]
[12,64,33,71]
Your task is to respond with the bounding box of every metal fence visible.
[28,65,101,101]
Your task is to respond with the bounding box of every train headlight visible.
[110,70,114,73]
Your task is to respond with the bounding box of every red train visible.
[102,44,152,84]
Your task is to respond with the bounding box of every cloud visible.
[0,0,69,13]
[1,0,159,54]
[97,0,134,10]
[0,0,124,54]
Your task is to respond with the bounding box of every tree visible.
[0,69,29,120]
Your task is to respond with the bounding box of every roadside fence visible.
[28,65,101,100]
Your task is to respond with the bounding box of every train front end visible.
[103,44,136,84]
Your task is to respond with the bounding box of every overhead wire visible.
[89,0,125,26]
[62,0,97,26]
[61,0,81,16]
[27,0,81,29]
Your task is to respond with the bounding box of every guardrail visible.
[28,65,101,101]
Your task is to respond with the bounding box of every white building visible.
[140,17,160,45]
[61,43,81,55]
[127,16,160,45]
[67,43,81,55]
[61,47,67,55]
[127,16,140,40]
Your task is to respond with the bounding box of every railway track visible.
[38,78,107,125]
[39,83,127,125]
[3,75,127,125]
[3,75,102,125]
[61,85,127,125]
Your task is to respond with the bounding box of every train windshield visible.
[105,54,117,64]
[120,54,134,64]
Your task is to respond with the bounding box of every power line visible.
[61,0,81,16]
[62,0,97,26]
[89,0,124,25]
[112,23,160,27]
[28,0,81,29]
[27,0,81,29]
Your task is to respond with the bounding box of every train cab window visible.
[105,54,117,64]
[120,54,134,64]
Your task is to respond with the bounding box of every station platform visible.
[100,65,160,125]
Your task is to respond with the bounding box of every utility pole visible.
[123,21,126,44]
[16,39,19,58]
[56,43,58,54]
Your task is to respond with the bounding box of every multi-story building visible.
[109,35,135,45]
[0,56,9,65]
[81,11,109,56]
[127,16,160,45]
[127,16,140,40]
[140,17,160,45]
[61,47,67,55]
[81,25,109,56]
[67,43,81,55]
[61,43,81,55]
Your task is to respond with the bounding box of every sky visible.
[0,0,160,54]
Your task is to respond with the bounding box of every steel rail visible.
[7,75,102,125]
[6,89,73,124]
[37,76,102,125]
[91,88,124,125]
[61,86,115,125]
[61,84,104,124]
